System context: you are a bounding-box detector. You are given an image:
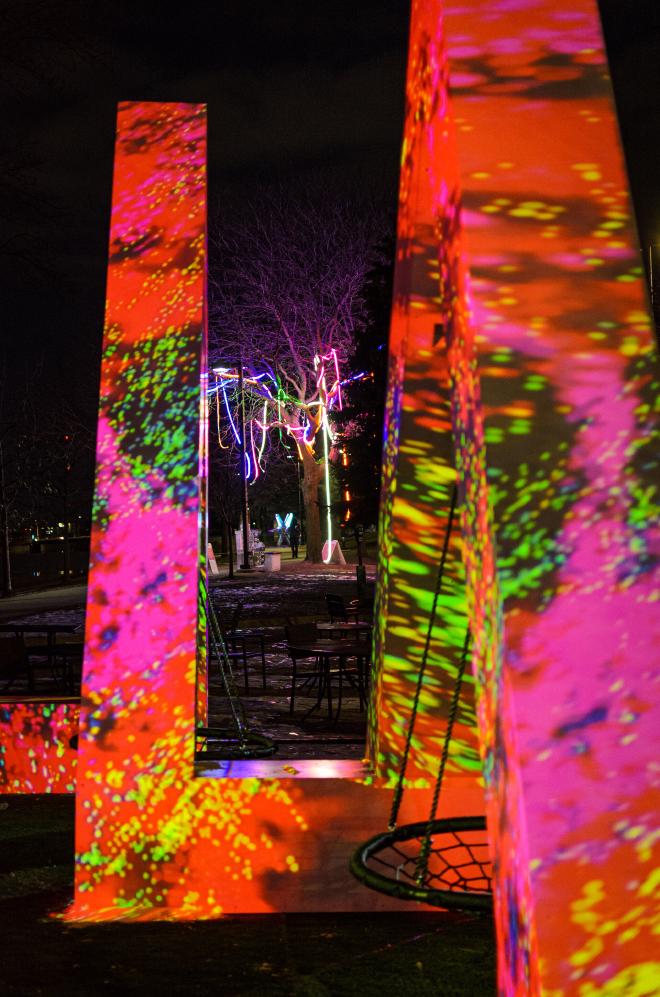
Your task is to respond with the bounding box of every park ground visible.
[1,796,496,996]
[1,550,496,995]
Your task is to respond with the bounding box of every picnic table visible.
[316,620,373,640]
[286,638,370,723]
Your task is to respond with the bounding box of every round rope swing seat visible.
[350,816,492,912]
[195,726,277,760]
[350,485,493,912]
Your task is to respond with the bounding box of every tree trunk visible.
[225,515,234,579]
[63,532,71,581]
[0,444,12,597]
[301,454,323,562]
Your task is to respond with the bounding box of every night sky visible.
[2,0,658,395]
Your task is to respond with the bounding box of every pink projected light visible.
[441,0,660,992]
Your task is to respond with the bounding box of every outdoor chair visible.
[214,600,267,693]
[325,592,370,624]
[354,566,375,617]
[51,640,84,695]
[325,593,351,622]
[0,635,30,693]
[284,623,323,714]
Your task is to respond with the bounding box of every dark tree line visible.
[332,234,394,531]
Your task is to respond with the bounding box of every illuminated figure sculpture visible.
[1,3,658,995]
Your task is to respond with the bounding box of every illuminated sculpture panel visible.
[66,100,481,922]
[375,0,659,992]
[446,0,658,992]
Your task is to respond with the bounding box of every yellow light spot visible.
[570,936,604,967]
[637,868,660,898]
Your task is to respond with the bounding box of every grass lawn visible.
[1,795,496,996]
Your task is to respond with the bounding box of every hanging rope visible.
[415,625,471,883]
[349,481,491,911]
[201,578,247,745]
[388,484,458,831]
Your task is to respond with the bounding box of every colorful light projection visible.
[444,0,658,992]
[66,99,481,921]
[210,347,345,560]
[0,699,78,793]
[68,100,211,916]
[369,0,530,989]
[369,0,483,793]
[55,8,656,992]
[373,0,659,992]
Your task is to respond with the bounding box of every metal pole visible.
[238,359,250,570]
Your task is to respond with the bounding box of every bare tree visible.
[209,186,384,561]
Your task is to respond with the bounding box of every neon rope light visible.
[209,349,345,502]
[214,380,228,449]
[257,401,268,467]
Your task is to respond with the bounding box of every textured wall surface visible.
[441,0,659,993]
[0,699,78,793]
[65,100,483,921]
[369,0,483,790]
[375,0,659,992]
[371,2,535,990]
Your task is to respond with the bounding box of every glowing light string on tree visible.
[313,350,340,563]
[214,374,228,449]
[208,351,346,519]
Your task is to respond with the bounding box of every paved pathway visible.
[0,584,87,622]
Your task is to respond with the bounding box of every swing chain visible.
[388,484,458,831]
[414,626,471,884]
[201,579,247,745]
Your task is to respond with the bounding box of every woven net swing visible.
[350,486,492,911]
[195,578,276,761]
